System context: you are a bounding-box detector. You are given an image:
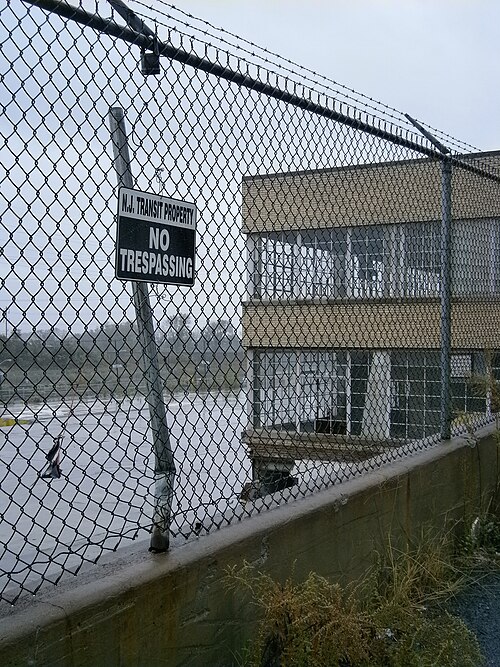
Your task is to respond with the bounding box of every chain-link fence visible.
[1,0,500,604]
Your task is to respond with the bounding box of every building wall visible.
[1,426,499,667]
[242,299,500,349]
[242,155,500,234]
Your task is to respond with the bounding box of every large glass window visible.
[390,350,489,439]
[248,219,500,300]
[402,222,440,297]
[350,227,386,298]
[252,349,494,441]
[452,219,500,296]
[390,351,441,440]
[259,232,296,299]
[301,229,347,299]
[253,350,297,429]
[253,350,347,433]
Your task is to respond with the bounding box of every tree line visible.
[0,314,244,404]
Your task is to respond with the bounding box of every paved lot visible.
[0,390,251,598]
[450,568,500,666]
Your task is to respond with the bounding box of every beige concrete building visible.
[241,152,500,475]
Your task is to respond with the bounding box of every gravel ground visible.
[449,569,500,666]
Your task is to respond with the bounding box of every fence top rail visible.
[21,0,500,185]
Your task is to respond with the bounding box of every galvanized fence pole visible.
[440,156,453,440]
[402,116,455,441]
[108,107,175,552]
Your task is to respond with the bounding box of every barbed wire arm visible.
[106,0,156,39]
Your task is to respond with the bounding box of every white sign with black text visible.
[115,187,197,286]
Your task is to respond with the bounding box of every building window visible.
[253,350,297,429]
[260,232,296,299]
[252,349,493,441]
[390,351,441,440]
[249,219,500,301]
[250,222,442,301]
[253,350,347,433]
[390,350,489,439]
[301,229,347,299]
[350,227,386,298]
[492,221,500,295]
[402,222,440,297]
[450,352,487,417]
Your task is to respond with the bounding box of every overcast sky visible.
[158,0,500,151]
[1,0,499,336]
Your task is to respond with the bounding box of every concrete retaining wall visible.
[1,425,499,667]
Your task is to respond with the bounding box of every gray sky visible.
[1,0,499,336]
[158,0,500,150]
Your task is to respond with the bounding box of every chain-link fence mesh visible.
[1,0,500,604]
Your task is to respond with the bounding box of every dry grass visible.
[226,533,483,667]
[372,533,466,611]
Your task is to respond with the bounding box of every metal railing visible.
[1,0,499,603]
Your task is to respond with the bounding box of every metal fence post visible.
[108,107,176,552]
[440,156,453,440]
[403,116,455,441]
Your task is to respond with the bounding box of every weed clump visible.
[226,536,483,667]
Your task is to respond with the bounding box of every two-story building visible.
[241,152,500,485]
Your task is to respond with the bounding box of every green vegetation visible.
[227,533,485,667]
[467,515,500,557]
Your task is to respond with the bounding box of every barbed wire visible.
[128,0,484,158]
[100,1,423,153]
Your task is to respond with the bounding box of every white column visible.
[345,351,352,435]
[293,232,302,300]
[489,219,497,296]
[245,234,258,299]
[246,349,255,429]
[387,225,398,297]
[362,351,392,440]
[486,351,493,421]
[246,234,255,299]
[398,225,405,296]
[346,229,353,298]
[295,350,302,433]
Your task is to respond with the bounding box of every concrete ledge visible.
[1,426,499,666]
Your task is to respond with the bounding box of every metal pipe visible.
[108,107,175,552]
[440,157,453,440]
[404,114,450,155]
